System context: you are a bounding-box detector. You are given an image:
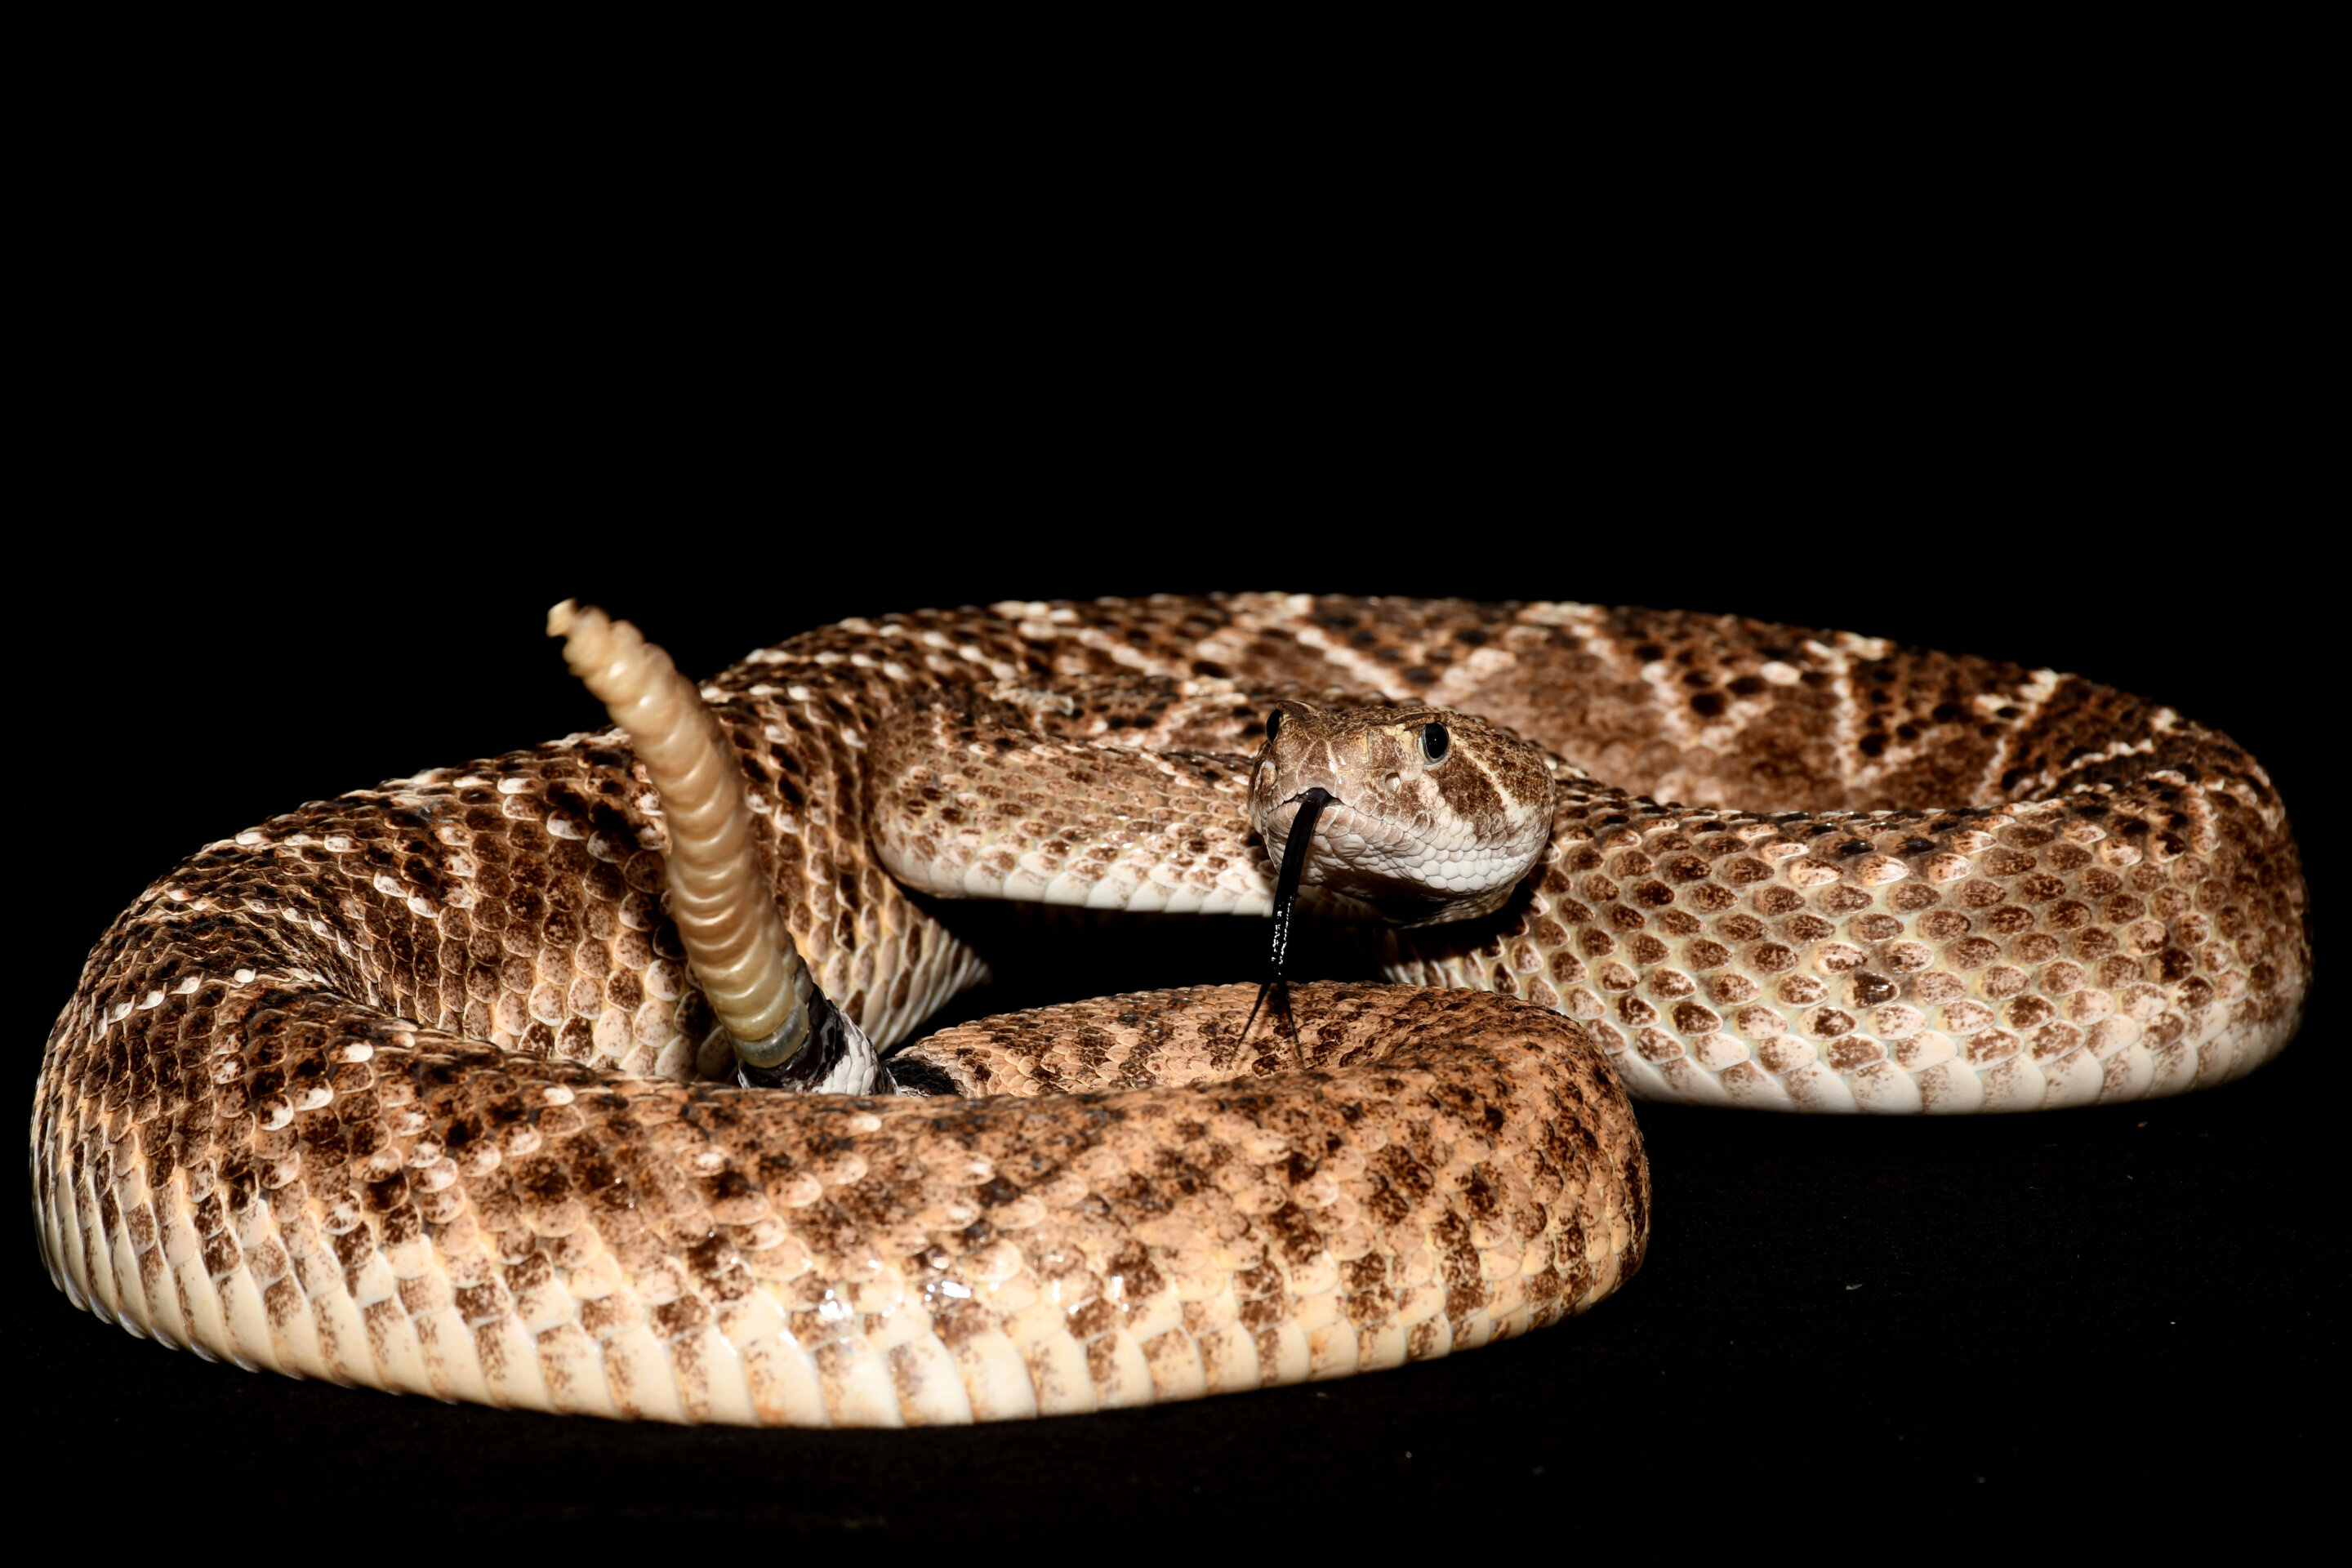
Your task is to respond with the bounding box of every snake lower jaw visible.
[1266,801,1540,928]
[1303,872,1526,929]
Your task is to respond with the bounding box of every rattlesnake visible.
[32,595,2310,1426]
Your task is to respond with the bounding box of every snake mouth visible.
[1265,788,1389,901]
[1266,786,1416,893]
[1272,784,1374,842]
[1264,788,1438,931]
[1276,787,1348,830]
[1263,782,1523,929]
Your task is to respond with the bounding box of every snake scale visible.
[31,595,2310,1426]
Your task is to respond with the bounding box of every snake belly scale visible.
[30,595,2309,1425]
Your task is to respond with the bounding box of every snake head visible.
[1247,699,1556,926]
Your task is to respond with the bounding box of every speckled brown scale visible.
[31,595,2309,1423]
[866,689,1272,917]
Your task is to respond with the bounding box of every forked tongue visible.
[1242,786,1335,1053]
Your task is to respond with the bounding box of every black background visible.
[16,119,2336,1545]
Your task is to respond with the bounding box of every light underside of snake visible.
[33,595,2310,1427]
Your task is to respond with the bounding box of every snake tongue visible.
[1244,787,1334,1054]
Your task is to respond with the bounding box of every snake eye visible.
[1419,722,1450,764]
[1265,709,1283,743]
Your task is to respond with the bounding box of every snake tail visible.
[547,602,825,1071]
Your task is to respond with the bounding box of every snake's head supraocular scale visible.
[1246,700,1557,928]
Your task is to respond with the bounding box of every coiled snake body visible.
[32,595,2310,1425]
